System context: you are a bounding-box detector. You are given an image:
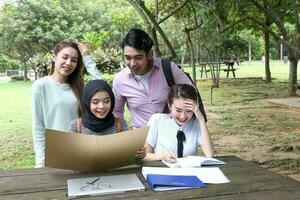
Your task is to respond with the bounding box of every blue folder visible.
[146,174,206,191]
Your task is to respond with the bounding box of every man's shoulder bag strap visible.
[161,59,175,87]
[76,118,82,134]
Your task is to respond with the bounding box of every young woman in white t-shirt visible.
[138,84,214,162]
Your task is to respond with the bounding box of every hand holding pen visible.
[159,143,177,163]
[160,152,177,163]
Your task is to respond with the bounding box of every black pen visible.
[87,177,100,185]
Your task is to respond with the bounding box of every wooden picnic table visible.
[223,61,237,78]
[1,156,299,200]
[200,61,238,78]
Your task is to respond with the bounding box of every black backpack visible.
[161,59,207,122]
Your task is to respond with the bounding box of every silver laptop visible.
[67,174,145,199]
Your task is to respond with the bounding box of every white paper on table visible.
[142,167,230,184]
[162,156,226,168]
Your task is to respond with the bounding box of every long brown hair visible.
[49,41,84,116]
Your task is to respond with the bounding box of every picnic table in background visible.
[199,62,220,78]
[223,60,237,78]
[1,156,300,199]
[200,60,239,78]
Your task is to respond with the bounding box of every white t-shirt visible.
[146,113,202,157]
[134,69,152,95]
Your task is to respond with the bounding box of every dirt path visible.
[207,98,300,181]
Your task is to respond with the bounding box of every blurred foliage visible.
[0,0,298,77]
[0,55,20,70]
[0,0,140,75]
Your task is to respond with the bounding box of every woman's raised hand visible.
[185,99,205,123]
[77,43,90,57]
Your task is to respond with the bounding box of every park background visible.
[0,0,299,181]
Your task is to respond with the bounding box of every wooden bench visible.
[223,69,237,72]
[204,69,220,72]
[199,61,238,78]
[199,62,222,78]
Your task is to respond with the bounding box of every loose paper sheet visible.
[142,167,230,184]
[45,127,149,172]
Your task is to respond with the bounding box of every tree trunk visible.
[150,28,161,57]
[288,0,299,96]
[136,1,177,59]
[288,52,298,96]
[23,62,28,82]
[181,46,186,65]
[264,28,271,82]
[34,68,38,80]
[248,41,252,65]
[185,30,197,83]
[195,42,200,64]
[151,0,161,57]
[185,30,196,83]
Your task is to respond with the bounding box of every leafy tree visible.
[0,55,19,70]
[127,0,189,59]
[0,0,79,80]
[0,0,141,79]
[248,0,300,95]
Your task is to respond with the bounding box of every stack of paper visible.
[142,167,230,185]
[162,156,226,168]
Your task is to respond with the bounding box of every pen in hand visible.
[159,143,177,163]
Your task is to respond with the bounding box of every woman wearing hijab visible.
[68,79,128,134]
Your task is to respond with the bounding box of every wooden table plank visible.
[2,185,300,200]
[1,156,299,200]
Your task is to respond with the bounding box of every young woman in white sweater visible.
[31,41,100,168]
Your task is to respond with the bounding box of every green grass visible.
[262,158,300,172]
[183,60,300,80]
[0,81,34,169]
[198,78,289,109]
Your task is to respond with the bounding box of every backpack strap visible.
[161,59,175,87]
[76,118,82,134]
[114,118,123,133]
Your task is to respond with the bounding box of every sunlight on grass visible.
[184,60,299,80]
[0,81,33,169]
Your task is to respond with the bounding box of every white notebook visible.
[162,156,226,168]
[67,174,145,199]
